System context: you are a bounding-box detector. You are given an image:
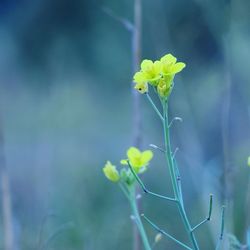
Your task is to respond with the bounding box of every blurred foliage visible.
[0,0,250,249]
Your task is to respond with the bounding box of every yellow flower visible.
[103,161,120,182]
[140,60,162,85]
[132,53,185,96]
[160,54,186,76]
[121,147,153,173]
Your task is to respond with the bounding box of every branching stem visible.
[127,161,176,202]
[161,100,199,249]
[142,214,193,250]
[119,182,130,201]
[146,93,164,122]
[191,194,213,232]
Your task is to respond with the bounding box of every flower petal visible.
[133,71,146,83]
[141,59,153,71]
[170,62,186,74]
[141,150,153,165]
[153,60,162,72]
[160,54,177,65]
[127,147,141,159]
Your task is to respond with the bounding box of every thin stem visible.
[215,206,226,250]
[130,189,151,250]
[192,219,209,232]
[102,7,134,32]
[149,144,165,153]
[162,101,179,198]
[172,147,179,160]
[119,182,130,201]
[219,206,225,240]
[208,194,213,220]
[162,101,199,250]
[146,93,164,122]
[127,161,176,202]
[142,214,192,250]
[191,194,213,232]
[173,159,183,206]
[168,117,183,128]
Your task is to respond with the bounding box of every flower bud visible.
[103,161,120,182]
[154,233,162,243]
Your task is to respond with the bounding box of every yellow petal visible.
[127,147,142,168]
[170,62,186,74]
[141,59,153,71]
[160,54,177,65]
[141,150,153,165]
[133,71,146,84]
[127,147,141,159]
[153,60,162,72]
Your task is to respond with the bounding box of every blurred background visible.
[0,0,250,249]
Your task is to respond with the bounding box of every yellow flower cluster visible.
[103,147,153,183]
[133,53,186,98]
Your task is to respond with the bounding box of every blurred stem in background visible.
[102,0,143,248]
[0,115,14,250]
[194,0,234,238]
[132,0,142,249]
[221,0,233,212]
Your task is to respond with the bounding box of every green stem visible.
[173,159,184,206]
[162,100,199,250]
[162,101,179,198]
[146,93,164,122]
[191,194,213,232]
[142,214,192,250]
[215,206,225,250]
[119,182,130,201]
[130,188,151,250]
[127,161,176,202]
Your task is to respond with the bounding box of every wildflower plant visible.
[103,53,225,250]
